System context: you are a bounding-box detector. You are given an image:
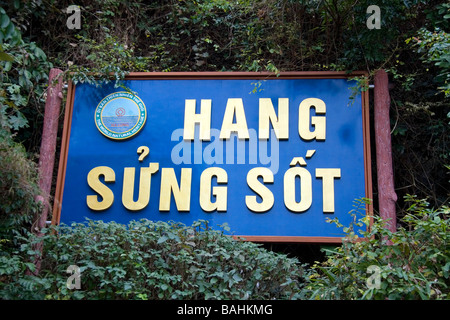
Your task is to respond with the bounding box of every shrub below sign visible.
[1,219,306,300]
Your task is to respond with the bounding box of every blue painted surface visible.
[60,78,369,239]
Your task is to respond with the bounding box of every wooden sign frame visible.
[52,71,373,243]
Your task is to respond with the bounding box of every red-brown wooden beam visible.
[32,68,63,274]
[374,69,397,233]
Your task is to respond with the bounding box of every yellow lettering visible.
[137,146,150,162]
[199,167,228,212]
[219,98,249,140]
[259,98,289,140]
[316,168,341,213]
[183,99,211,141]
[86,166,115,211]
[246,167,274,212]
[159,168,192,211]
[298,98,326,141]
[283,167,312,212]
[122,163,159,211]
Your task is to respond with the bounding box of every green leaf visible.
[4,60,12,71]
[157,235,168,244]
[25,262,36,272]
[23,69,32,80]
[1,14,10,28]
[8,112,28,130]
[232,273,242,282]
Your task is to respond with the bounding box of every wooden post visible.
[32,68,64,274]
[374,69,397,233]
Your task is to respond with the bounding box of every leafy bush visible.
[0,127,41,248]
[0,126,42,299]
[1,7,53,148]
[409,27,450,97]
[306,196,450,300]
[0,219,306,300]
[0,7,46,252]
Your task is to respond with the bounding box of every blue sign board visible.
[54,72,372,242]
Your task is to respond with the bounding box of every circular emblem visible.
[95,92,147,140]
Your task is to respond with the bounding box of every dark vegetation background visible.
[0,0,449,300]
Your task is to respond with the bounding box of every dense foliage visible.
[0,0,449,300]
[306,196,450,300]
[1,220,305,300]
[0,8,46,255]
[0,128,41,248]
[1,196,448,300]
